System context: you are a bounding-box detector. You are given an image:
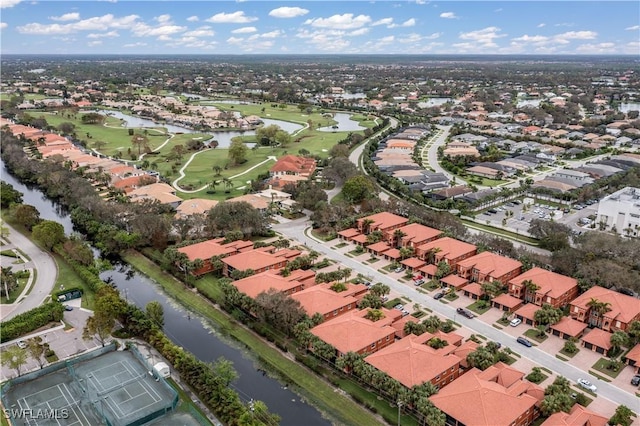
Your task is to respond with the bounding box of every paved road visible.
[0,224,57,321]
[425,125,476,188]
[273,218,639,411]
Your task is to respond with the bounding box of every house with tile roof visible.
[232,271,304,299]
[429,363,544,426]
[222,248,299,277]
[269,155,316,178]
[581,328,613,355]
[541,404,608,426]
[177,239,253,276]
[456,251,523,285]
[549,317,588,340]
[310,308,400,356]
[508,267,579,308]
[389,223,442,249]
[569,286,640,332]
[129,183,182,208]
[291,282,365,320]
[364,333,463,390]
[356,212,408,235]
[416,237,478,269]
[175,198,219,219]
[622,343,640,373]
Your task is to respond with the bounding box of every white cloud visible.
[232,26,257,34]
[554,30,597,44]
[50,13,80,22]
[459,26,505,46]
[155,14,172,24]
[87,40,102,47]
[379,35,395,44]
[255,30,282,39]
[537,23,546,28]
[399,18,416,27]
[625,25,640,31]
[186,16,199,22]
[424,32,441,40]
[226,37,244,44]
[0,0,21,9]
[349,28,369,36]
[0,22,7,29]
[623,41,640,54]
[305,13,371,30]
[123,42,147,48]
[554,22,574,27]
[575,42,616,54]
[87,30,119,38]
[372,17,393,27]
[440,12,457,19]
[133,24,186,37]
[206,11,257,24]
[268,7,308,18]
[18,14,140,35]
[512,34,549,43]
[183,27,214,37]
[398,33,422,43]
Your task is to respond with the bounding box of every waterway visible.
[0,158,332,426]
[317,112,367,132]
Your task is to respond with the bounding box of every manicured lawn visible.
[1,271,30,304]
[122,250,380,426]
[384,298,403,309]
[444,292,458,301]
[53,253,96,310]
[422,280,440,291]
[333,242,348,249]
[461,220,540,245]
[559,348,579,358]
[591,357,624,379]
[466,299,491,315]
[524,328,548,343]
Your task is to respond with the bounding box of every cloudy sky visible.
[1,0,638,55]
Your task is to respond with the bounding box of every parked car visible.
[516,337,532,347]
[577,378,597,392]
[456,307,475,319]
[631,375,640,386]
[414,279,425,286]
[510,318,522,327]
[401,309,410,316]
[17,340,27,349]
[433,292,445,300]
[394,304,404,310]
[64,305,73,311]
[394,267,405,273]
[488,209,498,214]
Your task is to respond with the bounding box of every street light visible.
[397,400,403,426]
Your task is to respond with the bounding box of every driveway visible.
[272,218,639,413]
[0,223,57,321]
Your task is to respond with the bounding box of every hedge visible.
[54,287,84,298]
[0,302,64,342]
[53,246,105,293]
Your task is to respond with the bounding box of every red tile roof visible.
[457,251,522,280]
[177,239,251,261]
[338,228,360,238]
[462,283,484,297]
[542,404,608,426]
[418,264,437,276]
[270,155,316,175]
[550,317,587,338]
[509,267,578,300]
[384,248,401,259]
[492,293,524,309]
[514,303,540,322]
[397,223,442,245]
[581,328,613,351]
[430,363,543,426]
[367,241,391,253]
[358,212,408,232]
[364,334,462,388]
[440,274,469,289]
[570,286,640,325]
[233,272,302,299]
[223,250,290,272]
[401,257,426,269]
[624,343,640,365]
[352,234,368,244]
[291,284,358,317]
[417,237,477,262]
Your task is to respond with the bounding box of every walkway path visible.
[0,224,58,321]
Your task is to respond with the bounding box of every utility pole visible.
[397,400,403,426]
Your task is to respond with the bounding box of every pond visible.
[317,113,367,132]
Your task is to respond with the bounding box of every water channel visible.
[0,158,332,426]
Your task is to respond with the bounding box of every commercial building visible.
[596,187,640,237]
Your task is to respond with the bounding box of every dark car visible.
[456,307,475,319]
[517,337,532,347]
[488,209,498,214]
[434,292,445,300]
[631,375,640,386]
[64,305,73,311]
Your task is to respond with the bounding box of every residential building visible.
[541,404,608,426]
[596,187,640,237]
[268,155,316,188]
[291,283,365,320]
[222,248,299,277]
[569,286,640,332]
[389,223,442,248]
[364,332,463,390]
[581,328,613,354]
[129,183,182,208]
[415,237,477,268]
[356,212,408,235]
[310,308,399,356]
[232,271,304,299]
[175,198,219,219]
[508,267,579,308]
[623,343,640,373]
[177,239,253,276]
[456,252,523,285]
[429,363,544,426]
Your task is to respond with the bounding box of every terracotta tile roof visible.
[113,176,148,193]
[358,212,408,232]
[391,315,419,338]
[364,334,462,388]
[417,237,477,263]
[338,228,360,238]
[175,198,219,218]
[452,340,479,368]
[581,328,613,351]
[352,234,368,244]
[367,241,391,253]
[310,309,398,354]
[440,274,469,289]
[233,271,302,299]
[290,284,358,317]
[492,293,524,309]
[397,223,442,245]
[226,194,270,210]
[269,155,316,175]
[550,317,588,338]
[457,251,522,280]
[401,257,426,269]
[623,343,640,365]
[129,183,181,205]
[287,269,316,284]
[223,250,290,272]
[542,404,608,426]
[509,267,578,299]
[462,283,483,297]
[383,248,401,259]
[514,303,540,321]
[430,363,543,426]
[418,264,437,276]
[177,239,250,261]
[570,286,640,325]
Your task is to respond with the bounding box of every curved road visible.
[272,218,639,411]
[0,224,57,321]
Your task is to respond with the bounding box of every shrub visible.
[0,302,64,342]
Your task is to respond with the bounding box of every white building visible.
[596,187,640,237]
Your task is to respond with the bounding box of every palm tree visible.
[209,180,218,193]
[222,177,233,193]
[393,229,407,248]
[212,165,223,176]
[360,218,375,234]
[522,279,540,303]
[425,247,442,264]
[586,298,612,328]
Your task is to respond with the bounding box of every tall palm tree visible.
[222,177,233,192]
[393,229,407,248]
[426,247,442,264]
[360,218,375,234]
[586,298,612,328]
[522,279,540,303]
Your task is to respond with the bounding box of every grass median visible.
[122,250,382,426]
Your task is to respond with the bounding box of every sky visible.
[0,1,639,55]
